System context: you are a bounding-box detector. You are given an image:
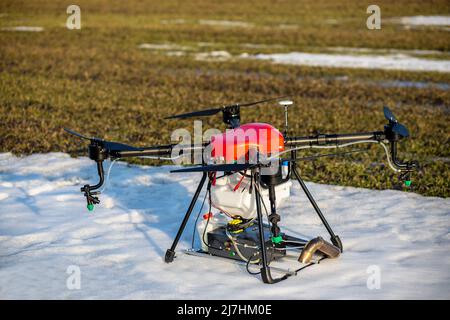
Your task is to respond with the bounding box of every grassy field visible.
[0,0,449,197]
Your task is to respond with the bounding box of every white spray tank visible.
[210,172,291,220]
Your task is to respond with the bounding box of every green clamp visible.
[271,235,283,244]
[87,204,94,211]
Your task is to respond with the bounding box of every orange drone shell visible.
[210,123,285,162]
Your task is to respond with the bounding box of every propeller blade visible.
[170,163,256,173]
[239,96,290,108]
[164,107,222,119]
[383,106,397,123]
[102,141,143,152]
[64,128,143,152]
[164,96,290,120]
[64,128,92,140]
[383,107,409,137]
[392,123,409,138]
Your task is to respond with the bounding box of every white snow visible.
[325,47,445,56]
[195,51,232,61]
[398,16,450,26]
[0,153,449,299]
[246,52,450,73]
[159,19,253,27]
[137,42,450,73]
[138,43,191,51]
[1,26,43,32]
[166,51,187,57]
[241,43,286,49]
[198,20,253,28]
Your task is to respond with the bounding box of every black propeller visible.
[64,128,91,140]
[383,106,409,138]
[164,96,289,120]
[64,128,143,152]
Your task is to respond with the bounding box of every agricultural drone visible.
[65,97,418,284]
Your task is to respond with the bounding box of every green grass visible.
[0,0,449,197]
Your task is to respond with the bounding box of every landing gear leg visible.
[165,172,208,263]
[253,169,289,284]
[292,166,343,252]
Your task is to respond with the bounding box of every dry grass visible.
[0,0,449,197]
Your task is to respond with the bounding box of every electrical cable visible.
[246,253,262,275]
[274,246,304,250]
[283,240,308,245]
[98,159,117,193]
[138,154,186,161]
[225,229,260,264]
[267,140,401,172]
[379,142,401,172]
[201,186,226,251]
[191,187,209,249]
[270,140,380,159]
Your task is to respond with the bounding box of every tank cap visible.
[203,212,213,220]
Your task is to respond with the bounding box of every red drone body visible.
[210,123,285,162]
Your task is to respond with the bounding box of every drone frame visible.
[65,102,418,284]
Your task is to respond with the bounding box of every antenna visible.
[279,100,293,136]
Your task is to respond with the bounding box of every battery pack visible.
[206,225,286,262]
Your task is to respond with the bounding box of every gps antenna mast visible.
[279,100,293,136]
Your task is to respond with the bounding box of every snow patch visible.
[325,46,446,56]
[198,20,253,28]
[102,195,115,209]
[166,51,186,57]
[377,79,449,90]
[0,153,449,299]
[398,16,450,26]
[1,26,44,32]
[241,43,286,49]
[0,181,13,188]
[195,50,232,61]
[246,52,450,73]
[138,43,191,51]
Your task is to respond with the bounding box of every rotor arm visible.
[285,131,385,146]
[114,144,175,158]
[115,143,207,159]
[285,129,418,174]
